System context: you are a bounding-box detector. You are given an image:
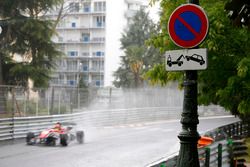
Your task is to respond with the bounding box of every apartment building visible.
[48,0,147,87]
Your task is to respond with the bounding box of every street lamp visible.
[78,62,82,86]
[176,1,201,167]
[77,62,82,108]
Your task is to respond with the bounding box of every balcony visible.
[89,68,104,73]
[82,52,90,57]
[83,7,91,13]
[49,8,105,17]
[49,80,66,86]
[90,80,104,87]
[67,80,77,86]
[56,37,105,44]
[92,51,104,57]
[56,25,105,30]
[91,37,105,43]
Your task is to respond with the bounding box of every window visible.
[59,74,64,84]
[92,75,103,87]
[68,51,78,57]
[72,22,76,27]
[67,75,77,86]
[69,2,79,12]
[82,52,89,56]
[83,74,88,81]
[95,16,105,27]
[96,80,100,86]
[83,66,88,71]
[92,60,104,71]
[58,36,63,42]
[93,51,104,56]
[56,60,66,69]
[81,61,89,71]
[67,61,77,71]
[81,33,90,42]
[83,2,91,12]
[94,2,106,12]
[96,51,101,56]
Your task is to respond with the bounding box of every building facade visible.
[47,0,147,88]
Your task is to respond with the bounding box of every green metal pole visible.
[176,0,202,166]
[205,147,210,167]
[176,1,201,167]
[177,71,200,167]
[218,143,222,167]
[188,0,199,4]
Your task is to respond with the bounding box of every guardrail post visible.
[109,87,112,104]
[218,143,222,167]
[228,138,248,167]
[204,147,210,167]
[227,139,234,167]
[160,163,166,167]
[11,117,14,142]
[11,88,15,141]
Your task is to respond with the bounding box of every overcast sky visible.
[147,1,160,23]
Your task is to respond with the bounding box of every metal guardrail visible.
[0,114,76,141]
[0,106,234,142]
[0,107,184,141]
[148,121,249,167]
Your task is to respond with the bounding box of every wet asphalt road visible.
[0,116,239,167]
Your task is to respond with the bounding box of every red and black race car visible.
[26,123,84,146]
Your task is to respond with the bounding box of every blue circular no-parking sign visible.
[168,4,209,48]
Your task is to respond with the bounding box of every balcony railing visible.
[56,25,105,30]
[90,80,104,87]
[56,38,105,44]
[89,68,104,73]
[46,7,105,16]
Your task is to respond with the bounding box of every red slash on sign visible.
[168,4,209,48]
[177,16,200,37]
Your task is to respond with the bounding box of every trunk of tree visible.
[134,72,140,88]
[0,57,6,114]
[0,56,3,85]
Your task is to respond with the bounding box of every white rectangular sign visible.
[165,48,207,71]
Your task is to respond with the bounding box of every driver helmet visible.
[54,122,61,129]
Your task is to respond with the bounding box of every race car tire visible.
[76,131,84,144]
[60,134,68,146]
[26,132,35,145]
[46,137,56,146]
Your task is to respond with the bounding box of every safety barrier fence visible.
[0,106,232,142]
[0,85,185,117]
[0,85,228,118]
[0,107,187,141]
[148,121,249,167]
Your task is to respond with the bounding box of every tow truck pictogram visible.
[167,55,185,67]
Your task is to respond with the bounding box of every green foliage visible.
[113,9,163,88]
[147,0,250,118]
[0,0,63,87]
[144,63,183,87]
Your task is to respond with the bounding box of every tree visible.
[113,8,163,88]
[225,0,250,28]
[147,0,250,118]
[0,0,63,87]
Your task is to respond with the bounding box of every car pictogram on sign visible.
[185,54,205,65]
